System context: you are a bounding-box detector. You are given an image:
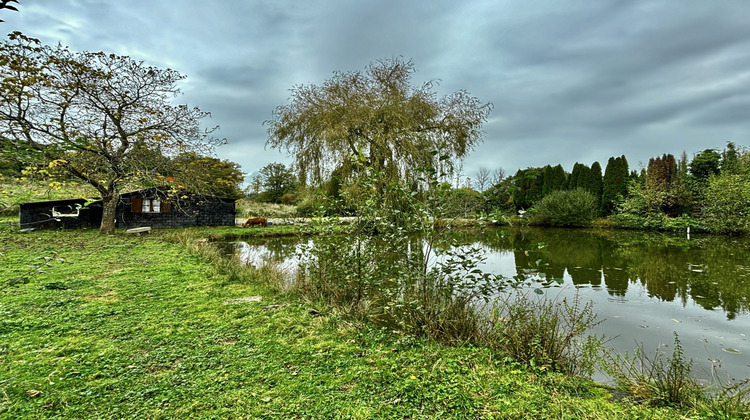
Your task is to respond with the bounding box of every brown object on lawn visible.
[242,217,268,228]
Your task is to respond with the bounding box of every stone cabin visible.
[20,188,237,230]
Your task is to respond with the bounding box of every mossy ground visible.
[0,225,708,418]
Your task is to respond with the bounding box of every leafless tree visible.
[492,168,506,185]
[453,160,464,188]
[474,167,491,192]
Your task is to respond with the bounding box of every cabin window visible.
[52,204,81,217]
[142,199,160,213]
[131,197,171,213]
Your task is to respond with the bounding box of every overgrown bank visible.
[3,222,748,418]
[0,224,721,419]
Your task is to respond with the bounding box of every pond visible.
[221,227,750,384]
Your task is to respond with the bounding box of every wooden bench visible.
[126,227,151,234]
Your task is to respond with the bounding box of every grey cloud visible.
[12,0,750,181]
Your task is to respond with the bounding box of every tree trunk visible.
[99,194,118,234]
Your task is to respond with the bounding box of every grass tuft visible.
[489,291,604,377]
[605,333,704,408]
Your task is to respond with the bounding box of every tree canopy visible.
[510,168,544,209]
[690,149,721,182]
[0,32,219,233]
[170,153,244,200]
[265,58,492,187]
[541,164,566,196]
[254,162,297,204]
[644,154,690,216]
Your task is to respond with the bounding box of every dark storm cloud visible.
[8,0,750,181]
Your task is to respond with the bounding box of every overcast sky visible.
[4,0,750,184]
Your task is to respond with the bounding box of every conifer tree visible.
[590,161,603,213]
[547,164,567,194]
[602,155,629,215]
[541,165,565,196]
[511,167,545,209]
[541,165,554,196]
[644,154,691,216]
[721,142,740,174]
[568,163,584,190]
[526,168,545,206]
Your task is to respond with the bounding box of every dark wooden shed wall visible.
[20,190,236,230]
[19,199,101,229]
[116,194,236,229]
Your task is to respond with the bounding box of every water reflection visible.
[220,229,750,319]
[461,228,750,319]
[216,238,303,276]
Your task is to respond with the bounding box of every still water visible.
[223,227,750,384]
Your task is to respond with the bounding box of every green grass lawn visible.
[0,225,707,419]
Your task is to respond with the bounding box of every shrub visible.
[531,188,599,227]
[295,194,327,217]
[280,193,298,205]
[701,173,750,234]
[438,187,482,217]
[295,164,511,345]
[235,199,297,218]
[491,292,603,376]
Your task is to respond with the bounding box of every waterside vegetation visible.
[3,222,749,419]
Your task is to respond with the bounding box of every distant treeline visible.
[480,142,750,233]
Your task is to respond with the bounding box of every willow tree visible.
[0,32,218,234]
[265,58,492,188]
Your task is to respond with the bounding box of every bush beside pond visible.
[530,189,599,227]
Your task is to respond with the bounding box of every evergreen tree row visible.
[484,142,750,234]
[506,156,628,216]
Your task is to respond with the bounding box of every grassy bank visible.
[0,225,734,418]
[0,179,97,216]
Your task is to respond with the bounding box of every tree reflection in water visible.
[225,229,750,319]
[466,228,750,319]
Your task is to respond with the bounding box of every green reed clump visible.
[605,333,703,408]
[374,263,493,345]
[701,378,750,419]
[605,333,750,415]
[295,234,380,317]
[490,292,604,376]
